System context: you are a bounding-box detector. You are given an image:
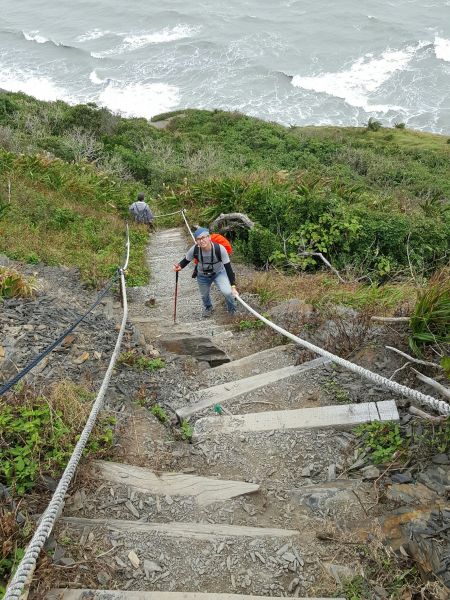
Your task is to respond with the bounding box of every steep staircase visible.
[47,228,400,600]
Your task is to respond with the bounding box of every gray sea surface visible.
[1,0,450,132]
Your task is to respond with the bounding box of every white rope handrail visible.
[4,247,130,600]
[236,296,450,416]
[179,210,449,416]
[181,208,195,241]
[153,209,184,218]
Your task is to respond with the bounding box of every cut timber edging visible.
[177,357,330,420]
[194,400,399,436]
[210,344,296,374]
[93,460,259,506]
[57,518,299,540]
[47,591,345,600]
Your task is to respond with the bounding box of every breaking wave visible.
[291,43,428,112]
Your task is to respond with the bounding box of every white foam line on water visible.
[76,29,111,42]
[291,42,428,112]
[91,24,199,58]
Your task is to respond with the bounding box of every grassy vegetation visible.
[1,92,448,286]
[356,418,450,466]
[117,350,165,371]
[0,380,115,495]
[239,269,417,314]
[0,150,148,287]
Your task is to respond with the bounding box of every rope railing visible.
[153,209,184,219]
[3,231,130,600]
[179,212,450,416]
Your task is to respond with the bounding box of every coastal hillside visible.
[1,91,450,598]
[0,91,449,286]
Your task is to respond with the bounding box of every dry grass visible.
[240,269,416,316]
[311,523,448,599]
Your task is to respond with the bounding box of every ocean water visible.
[1,0,450,133]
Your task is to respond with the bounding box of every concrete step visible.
[58,517,299,540]
[48,591,343,600]
[92,460,259,506]
[176,357,330,420]
[195,400,399,436]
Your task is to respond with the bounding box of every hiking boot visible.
[202,306,214,318]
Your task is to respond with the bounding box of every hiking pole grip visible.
[173,270,179,323]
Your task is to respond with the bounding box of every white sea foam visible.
[89,70,105,84]
[0,69,71,102]
[434,36,450,61]
[98,81,180,118]
[92,25,198,57]
[23,31,51,44]
[292,44,425,112]
[76,29,109,42]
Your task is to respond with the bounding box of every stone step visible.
[207,344,298,382]
[58,517,299,540]
[176,357,330,420]
[159,332,230,366]
[195,400,399,436]
[48,591,343,600]
[92,460,259,506]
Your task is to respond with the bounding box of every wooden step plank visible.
[48,590,344,600]
[210,344,296,376]
[93,460,259,506]
[58,517,299,540]
[177,357,330,420]
[195,400,399,436]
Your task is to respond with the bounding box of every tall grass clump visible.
[409,272,450,355]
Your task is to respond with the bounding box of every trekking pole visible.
[173,270,179,323]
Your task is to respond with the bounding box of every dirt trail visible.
[44,228,402,600]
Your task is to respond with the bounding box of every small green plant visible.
[118,350,165,371]
[151,404,168,424]
[0,267,36,299]
[238,318,264,331]
[355,421,405,464]
[324,379,351,404]
[136,357,165,371]
[180,419,193,441]
[394,122,406,129]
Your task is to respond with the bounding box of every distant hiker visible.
[173,227,239,317]
[129,193,154,229]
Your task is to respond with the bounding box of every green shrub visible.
[366,118,382,132]
[245,226,282,266]
[394,122,406,129]
[409,275,450,355]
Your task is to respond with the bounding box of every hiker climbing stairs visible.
[42,226,401,599]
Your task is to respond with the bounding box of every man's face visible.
[196,234,210,247]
